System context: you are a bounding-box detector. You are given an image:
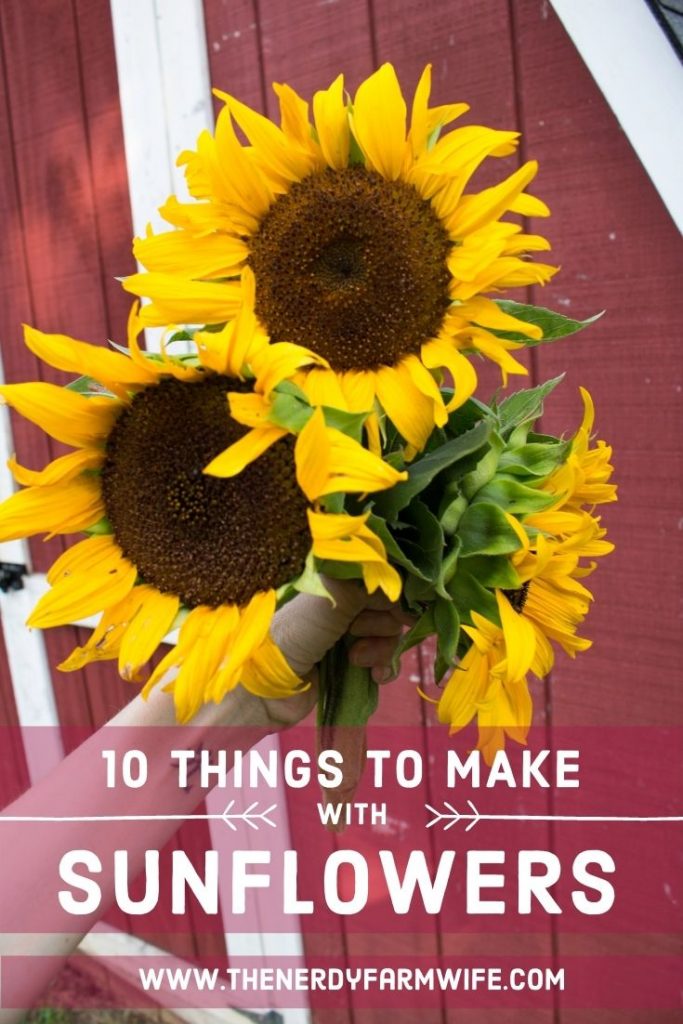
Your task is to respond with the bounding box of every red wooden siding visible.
[0,0,223,960]
[0,0,680,1014]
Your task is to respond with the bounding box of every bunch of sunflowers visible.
[0,65,615,762]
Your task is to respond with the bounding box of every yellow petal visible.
[122,273,242,327]
[403,354,448,427]
[28,537,137,629]
[240,636,306,698]
[216,91,316,184]
[58,588,148,672]
[421,338,478,411]
[374,363,434,452]
[313,74,350,170]
[23,325,157,391]
[209,590,277,702]
[447,161,539,237]
[134,228,248,279]
[458,295,543,340]
[339,371,377,414]
[361,558,402,602]
[352,63,407,180]
[204,424,286,478]
[295,406,407,501]
[495,590,536,683]
[251,341,329,396]
[0,476,104,542]
[508,192,550,218]
[273,82,315,151]
[437,645,488,730]
[118,587,180,681]
[211,107,275,214]
[166,606,240,722]
[297,367,348,409]
[8,448,103,487]
[0,382,119,449]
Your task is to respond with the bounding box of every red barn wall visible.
[0,0,681,1015]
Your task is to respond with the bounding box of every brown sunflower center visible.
[101,375,310,608]
[503,581,531,614]
[248,167,452,372]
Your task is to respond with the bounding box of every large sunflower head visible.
[124,63,557,455]
[0,303,404,722]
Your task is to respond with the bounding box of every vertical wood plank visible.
[513,3,683,1021]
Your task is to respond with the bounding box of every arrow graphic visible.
[425,801,683,832]
[1,801,278,831]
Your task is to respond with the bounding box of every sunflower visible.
[123,63,557,455]
[436,591,539,765]
[0,303,405,722]
[436,390,617,762]
[437,532,595,763]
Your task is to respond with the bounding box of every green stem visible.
[318,636,379,728]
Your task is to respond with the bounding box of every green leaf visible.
[438,536,461,591]
[372,420,491,520]
[367,514,431,582]
[457,554,522,589]
[498,439,571,478]
[490,300,604,345]
[497,375,565,436]
[399,500,445,585]
[433,597,460,682]
[390,606,436,675]
[442,396,493,437]
[439,487,468,535]
[473,475,556,514]
[460,432,504,498]
[457,501,524,557]
[447,567,499,625]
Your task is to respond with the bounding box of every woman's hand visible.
[234,580,412,731]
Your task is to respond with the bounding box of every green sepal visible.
[490,300,604,345]
[321,492,346,515]
[457,554,522,589]
[473,475,556,514]
[66,376,115,398]
[497,375,565,437]
[372,420,491,520]
[322,406,369,441]
[348,132,366,167]
[83,517,113,536]
[457,501,524,557]
[293,552,336,601]
[268,391,312,433]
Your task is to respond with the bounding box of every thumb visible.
[269,579,368,678]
